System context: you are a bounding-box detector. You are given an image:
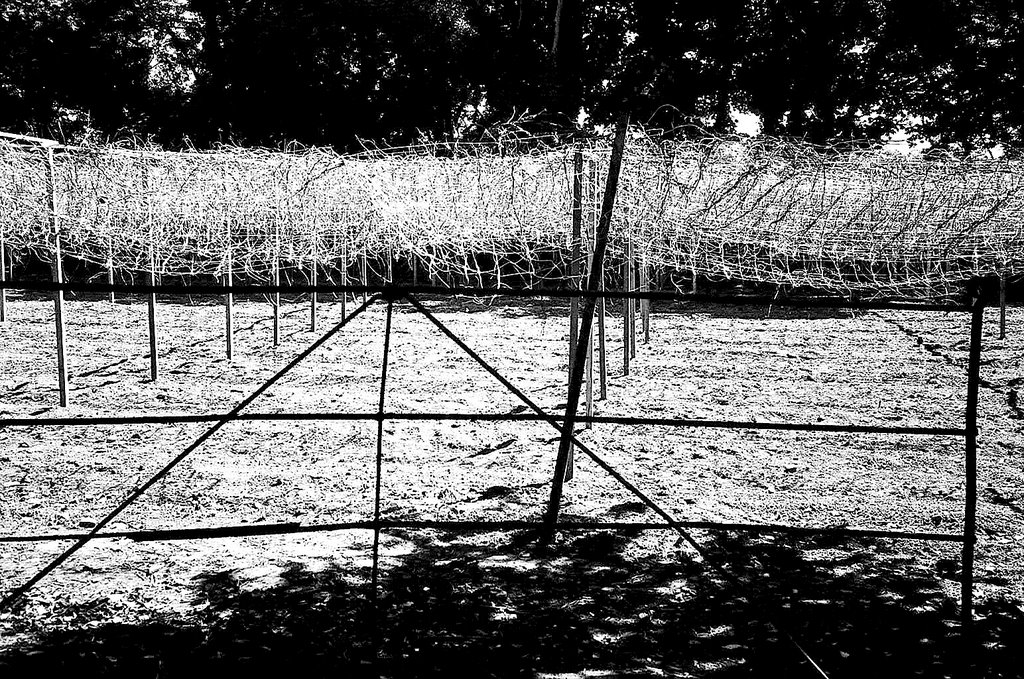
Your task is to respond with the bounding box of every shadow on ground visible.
[1,528,1021,678]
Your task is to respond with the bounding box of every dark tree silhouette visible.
[1,0,1022,149]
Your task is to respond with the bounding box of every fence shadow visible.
[0,528,1021,678]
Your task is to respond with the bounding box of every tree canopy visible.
[1,0,1021,150]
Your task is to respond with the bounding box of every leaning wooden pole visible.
[542,115,629,542]
[47,147,69,407]
[962,292,984,626]
[568,149,583,380]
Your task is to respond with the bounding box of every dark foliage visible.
[1,1,1023,149]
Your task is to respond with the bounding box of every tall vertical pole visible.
[273,220,281,346]
[543,115,629,542]
[569,149,583,374]
[145,167,158,382]
[1,232,7,322]
[642,259,651,344]
[962,294,984,626]
[341,222,348,319]
[623,238,631,376]
[565,149,584,481]
[148,244,159,381]
[584,158,595,428]
[999,274,1007,340]
[586,301,594,428]
[310,229,318,333]
[629,246,637,359]
[107,238,115,304]
[361,247,368,304]
[594,160,607,401]
[371,299,395,595]
[47,147,69,407]
[225,219,234,361]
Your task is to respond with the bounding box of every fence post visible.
[999,274,1007,340]
[148,244,159,381]
[1,231,7,322]
[107,238,115,304]
[593,159,608,400]
[962,293,984,626]
[47,146,69,407]
[569,149,583,377]
[225,219,234,361]
[341,222,348,318]
[310,231,318,333]
[273,220,281,346]
[623,237,631,377]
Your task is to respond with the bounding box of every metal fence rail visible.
[0,284,984,611]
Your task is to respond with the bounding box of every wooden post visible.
[361,247,368,304]
[144,175,159,381]
[598,276,608,400]
[47,147,69,407]
[642,259,651,345]
[623,238,631,376]
[999,274,1007,340]
[543,114,629,542]
[147,246,158,381]
[569,149,583,382]
[962,293,984,626]
[592,160,607,401]
[584,156,595,427]
[586,310,594,427]
[564,149,585,481]
[341,226,348,319]
[106,238,115,304]
[310,233,318,333]
[225,221,234,361]
[629,247,637,359]
[1,232,7,322]
[273,222,281,346]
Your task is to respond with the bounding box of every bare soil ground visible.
[0,292,1022,677]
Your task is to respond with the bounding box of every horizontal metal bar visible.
[0,411,965,436]
[0,519,965,544]
[0,131,60,147]
[0,280,972,311]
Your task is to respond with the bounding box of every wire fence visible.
[2,129,1022,297]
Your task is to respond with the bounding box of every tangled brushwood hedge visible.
[1,130,1022,296]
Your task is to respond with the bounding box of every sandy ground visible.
[0,292,1022,677]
